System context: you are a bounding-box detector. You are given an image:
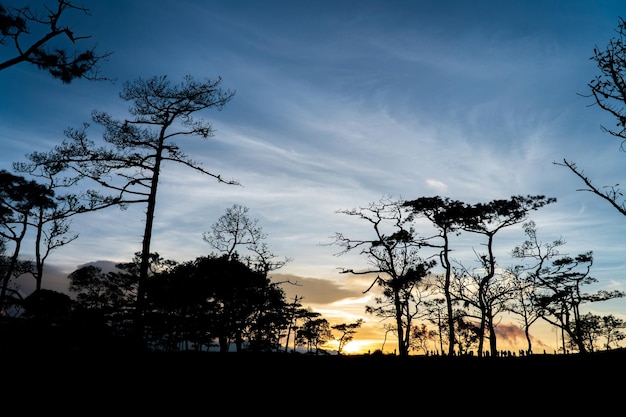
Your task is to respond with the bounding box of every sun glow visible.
[334,339,388,355]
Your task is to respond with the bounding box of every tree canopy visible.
[0,0,112,82]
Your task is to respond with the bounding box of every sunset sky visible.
[2,0,626,354]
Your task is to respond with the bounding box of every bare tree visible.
[422,297,449,355]
[203,204,291,275]
[410,322,438,355]
[505,265,541,354]
[203,204,262,259]
[508,220,565,354]
[0,0,112,82]
[555,17,626,215]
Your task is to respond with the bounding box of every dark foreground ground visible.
[6,348,624,411]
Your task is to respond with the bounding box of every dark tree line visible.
[1,251,363,354]
[0,202,362,354]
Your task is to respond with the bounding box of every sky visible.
[2,0,626,354]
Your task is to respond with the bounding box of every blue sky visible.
[2,0,626,352]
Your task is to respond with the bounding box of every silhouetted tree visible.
[454,316,480,355]
[203,204,291,276]
[451,259,516,357]
[68,264,131,311]
[296,311,332,354]
[0,170,55,311]
[44,74,237,342]
[532,250,625,354]
[113,252,174,345]
[599,314,626,350]
[147,254,288,353]
[22,288,73,321]
[203,204,262,260]
[579,312,604,352]
[410,322,438,354]
[422,297,449,355]
[283,294,305,352]
[510,220,625,354]
[332,319,363,354]
[455,195,556,357]
[403,196,466,355]
[0,0,111,82]
[16,289,75,351]
[555,17,626,215]
[0,238,26,317]
[332,196,435,357]
[506,265,541,354]
[246,283,290,352]
[509,220,566,354]
[67,255,156,351]
[141,257,217,351]
[12,158,86,292]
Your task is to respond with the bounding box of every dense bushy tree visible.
[22,288,73,322]
[67,254,156,349]
[454,316,480,355]
[296,311,332,354]
[146,254,288,352]
[68,264,132,311]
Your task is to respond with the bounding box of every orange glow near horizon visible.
[323,339,393,355]
[318,318,562,356]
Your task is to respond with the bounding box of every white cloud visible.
[426,179,448,193]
